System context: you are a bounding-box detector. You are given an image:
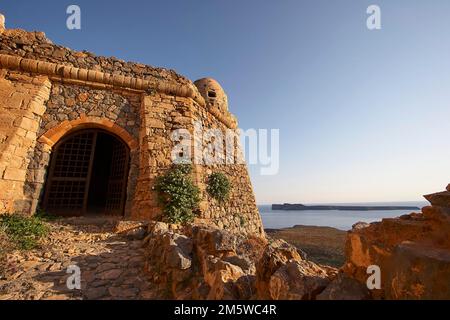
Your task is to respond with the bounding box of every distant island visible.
[271,203,420,211]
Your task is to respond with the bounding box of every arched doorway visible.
[42,129,130,216]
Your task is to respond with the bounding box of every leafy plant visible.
[207,172,231,203]
[155,164,200,224]
[0,214,49,250]
[35,207,58,221]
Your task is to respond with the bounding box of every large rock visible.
[193,226,243,257]
[317,273,370,300]
[204,258,246,300]
[342,185,450,300]
[424,191,450,208]
[145,224,194,297]
[223,255,255,274]
[145,222,352,300]
[145,222,264,299]
[255,239,335,299]
[385,241,450,299]
[268,260,331,300]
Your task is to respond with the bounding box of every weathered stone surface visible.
[342,185,450,300]
[193,226,242,257]
[268,260,331,300]
[223,255,255,274]
[194,78,228,112]
[145,223,194,297]
[317,273,370,300]
[424,191,450,208]
[0,72,50,215]
[254,239,336,300]
[385,241,450,299]
[255,239,304,297]
[205,259,245,300]
[144,222,267,299]
[0,217,157,300]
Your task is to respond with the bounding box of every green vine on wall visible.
[155,164,200,224]
[207,172,231,203]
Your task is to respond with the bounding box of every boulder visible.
[424,191,450,208]
[317,273,370,300]
[193,226,242,257]
[385,241,450,299]
[233,275,257,300]
[223,255,255,274]
[421,205,450,222]
[205,259,245,300]
[342,185,450,299]
[145,227,194,298]
[145,223,258,299]
[145,223,338,300]
[268,260,331,300]
[256,239,311,299]
[156,232,192,269]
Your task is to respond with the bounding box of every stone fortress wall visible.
[0,14,264,236]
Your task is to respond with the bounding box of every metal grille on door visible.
[43,130,129,216]
[105,139,129,215]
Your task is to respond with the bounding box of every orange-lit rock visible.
[342,185,450,299]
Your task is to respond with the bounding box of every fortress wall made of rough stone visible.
[192,104,264,235]
[0,70,51,214]
[0,23,264,236]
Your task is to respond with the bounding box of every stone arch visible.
[38,115,138,151]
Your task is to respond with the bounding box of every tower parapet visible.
[0,13,5,32]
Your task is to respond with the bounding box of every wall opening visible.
[42,129,130,217]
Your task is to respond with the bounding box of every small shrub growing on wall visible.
[155,164,200,224]
[207,172,231,203]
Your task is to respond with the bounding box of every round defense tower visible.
[194,78,228,113]
[0,13,6,32]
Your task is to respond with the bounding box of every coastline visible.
[271,204,420,211]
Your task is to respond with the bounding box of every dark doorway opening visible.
[43,129,130,217]
[87,133,114,214]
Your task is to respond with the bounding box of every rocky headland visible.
[272,204,420,211]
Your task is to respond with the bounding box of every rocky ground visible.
[1,184,448,300]
[266,225,346,268]
[0,217,157,300]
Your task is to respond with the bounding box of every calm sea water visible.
[258,202,428,231]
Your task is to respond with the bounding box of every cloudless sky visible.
[2,1,449,204]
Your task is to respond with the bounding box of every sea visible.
[258,201,428,231]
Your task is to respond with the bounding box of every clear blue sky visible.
[2,1,450,204]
